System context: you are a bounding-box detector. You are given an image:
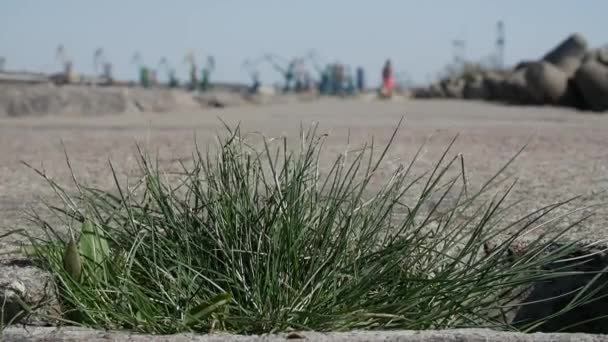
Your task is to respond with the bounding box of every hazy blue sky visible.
[1,1,606,85]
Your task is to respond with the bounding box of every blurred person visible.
[380,59,394,98]
[356,67,365,92]
[333,63,344,95]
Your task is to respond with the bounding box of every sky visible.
[1,1,606,86]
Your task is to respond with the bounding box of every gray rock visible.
[504,69,534,104]
[0,261,60,326]
[514,60,537,72]
[543,34,588,76]
[574,59,608,112]
[599,48,608,66]
[560,79,588,109]
[428,83,445,98]
[524,62,569,105]
[482,73,507,101]
[441,79,465,99]
[463,76,487,100]
[583,46,608,67]
[513,247,608,334]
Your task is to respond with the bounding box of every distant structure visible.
[131,51,152,88]
[158,57,179,88]
[55,44,76,83]
[496,21,506,69]
[452,39,466,67]
[0,57,5,71]
[184,50,198,90]
[94,48,105,75]
[93,48,113,84]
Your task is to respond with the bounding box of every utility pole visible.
[94,48,104,75]
[496,21,505,69]
[56,45,73,83]
[452,39,466,66]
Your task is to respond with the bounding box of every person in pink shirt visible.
[380,59,394,98]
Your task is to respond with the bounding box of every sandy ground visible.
[0,98,607,254]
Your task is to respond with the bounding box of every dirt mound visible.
[0,84,131,117]
[0,84,251,117]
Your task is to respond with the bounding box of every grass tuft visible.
[18,122,604,334]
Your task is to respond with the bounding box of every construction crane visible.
[184,50,198,90]
[55,44,74,83]
[495,21,505,69]
[131,51,143,67]
[242,56,266,94]
[158,57,178,88]
[93,48,105,75]
[305,50,325,77]
[200,55,215,91]
[242,56,265,79]
[305,50,332,94]
[131,51,151,87]
[93,48,113,84]
[264,53,296,93]
[452,39,466,66]
[56,45,69,69]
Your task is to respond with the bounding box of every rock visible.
[560,79,588,109]
[0,261,60,325]
[503,69,534,104]
[574,59,608,112]
[524,62,569,105]
[515,60,537,72]
[463,76,487,100]
[599,48,608,66]
[411,83,446,99]
[482,73,507,101]
[428,84,445,98]
[513,247,608,334]
[583,46,608,67]
[543,33,588,76]
[440,79,465,99]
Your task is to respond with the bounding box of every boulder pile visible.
[413,34,608,112]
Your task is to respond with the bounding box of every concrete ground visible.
[1,98,608,339]
[5,326,608,342]
[1,98,607,252]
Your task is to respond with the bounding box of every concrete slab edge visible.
[3,327,608,342]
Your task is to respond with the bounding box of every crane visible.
[93,48,105,75]
[93,48,113,84]
[495,21,505,69]
[242,56,266,94]
[200,55,215,91]
[305,50,331,94]
[184,50,198,90]
[158,57,178,88]
[264,53,297,93]
[131,51,150,87]
[55,44,75,83]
